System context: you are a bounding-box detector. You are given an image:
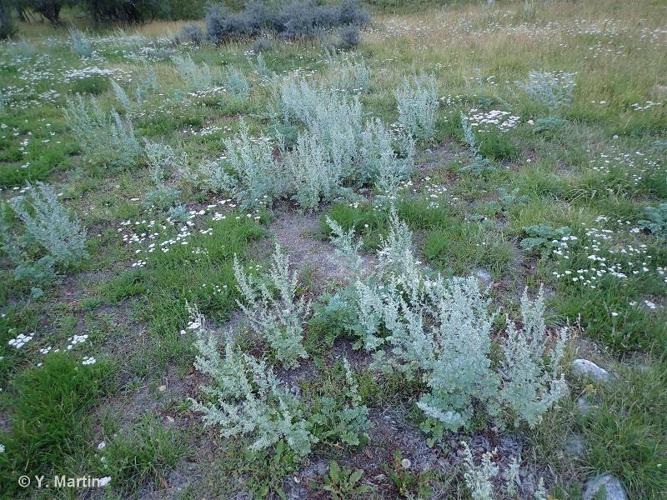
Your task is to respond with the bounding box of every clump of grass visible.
[99,415,185,494]
[582,363,667,498]
[0,353,114,495]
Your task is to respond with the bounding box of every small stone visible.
[165,416,175,424]
[572,359,610,382]
[583,474,627,500]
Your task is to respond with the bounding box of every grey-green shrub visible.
[461,442,498,500]
[326,216,363,276]
[360,118,414,202]
[9,183,87,267]
[328,58,370,93]
[68,28,93,57]
[500,287,569,428]
[223,122,284,209]
[285,131,342,211]
[226,67,251,98]
[639,202,667,240]
[395,75,438,140]
[172,54,217,91]
[143,140,186,210]
[64,95,142,170]
[189,308,315,457]
[234,244,310,368]
[517,70,575,112]
[351,215,569,437]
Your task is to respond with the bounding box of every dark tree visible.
[0,1,18,39]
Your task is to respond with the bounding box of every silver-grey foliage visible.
[395,75,439,139]
[64,95,142,170]
[9,183,87,267]
[234,244,310,368]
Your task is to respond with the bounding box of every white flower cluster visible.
[67,334,89,350]
[467,109,521,133]
[550,216,660,289]
[8,333,34,349]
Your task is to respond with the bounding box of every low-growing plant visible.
[143,140,185,210]
[395,75,438,140]
[110,79,134,113]
[225,67,251,98]
[309,359,370,447]
[9,182,87,267]
[0,353,113,495]
[189,309,316,456]
[322,461,371,499]
[520,224,572,254]
[326,216,364,276]
[460,112,494,173]
[100,416,185,494]
[461,442,498,500]
[638,202,667,240]
[234,244,310,368]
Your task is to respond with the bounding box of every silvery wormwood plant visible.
[353,215,569,439]
[223,121,286,210]
[499,286,569,428]
[395,74,439,140]
[64,95,142,170]
[9,182,87,268]
[326,216,364,277]
[517,70,576,113]
[188,305,316,457]
[234,244,310,368]
[284,131,342,211]
[171,54,218,91]
[360,118,415,204]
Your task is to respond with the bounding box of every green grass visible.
[0,353,114,495]
[423,222,515,279]
[99,415,186,495]
[582,362,667,498]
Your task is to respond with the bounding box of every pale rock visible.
[583,474,627,500]
[572,359,610,382]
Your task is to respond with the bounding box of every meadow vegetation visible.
[0,0,665,497]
